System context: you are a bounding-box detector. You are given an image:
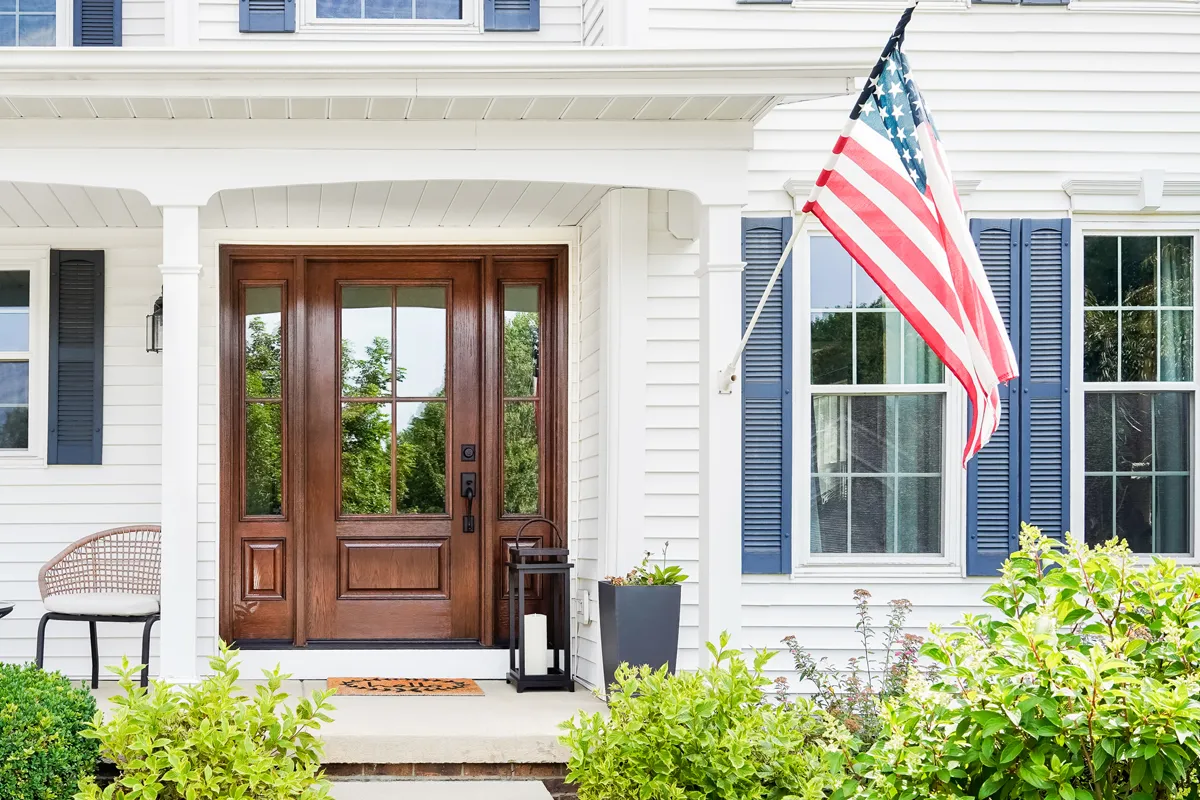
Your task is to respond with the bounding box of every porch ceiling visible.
[0,181,610,228]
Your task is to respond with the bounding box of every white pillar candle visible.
[523,613,548,676]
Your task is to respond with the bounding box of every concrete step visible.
[330,780,551,800]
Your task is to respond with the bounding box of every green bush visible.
[76,643,335,800]
[0,663,99,800]
[856,525,1200,800]
[560,633,854,800]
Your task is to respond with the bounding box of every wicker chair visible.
[36,525,161,688]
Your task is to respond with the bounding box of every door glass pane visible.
[245,403,283,516]
[504,286,540,398]
[341,401,393,515]
[396,401,446,514]
[0,271,30,351]
[395,286,447,398]
[341,286,393,398]
[503,400,539,515]
[244,286,282,398]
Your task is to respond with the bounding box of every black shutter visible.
[484,0,540,31]
[74,0,122,45]
[741,217,792,574]
[967,220,1020,575]
[48,251,104,466]
[240,0,295,32]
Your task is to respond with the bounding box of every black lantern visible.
[507,519,574,693]
[146,294,163,353]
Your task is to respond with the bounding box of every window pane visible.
[1114,393,1153,472]
[854,264,887,309]
[396,286,447,398]
[1161,236,1193,307]
[503,286,540,398]
[902,319,943,384]
[896,477,941,554]
[1121,236,1158,307]
[0,360,28,403]
[0,16,13,46]
[503,401,539,515]
[1084,392,1113,472]
[341,402,392,515]
[810,237,852,309]
[415,0,459,17]
[245,403,283,516]
[244,286,282,399]
[396,401,446,514]
[0,405,27,449]
[1084,475,1114,548]
[1115,475,1153,553]
[895,394,942,473]
[811,395,848,473]
[22,0,57,12]
[855,310,902,384]
[850,476,891,553]
[317,0,360,16]
[17,12,53,46]
[1083,310,1118,382]
[341,286,393,397]
[1084,236,1118,306]
[1160,310,1192,382]
[850,395,889,474]
[1121,310,1157,381]
[810,312,852,385]
[0,271,30,351]
[810,476,848,554]
[365,0,412,18]
[1156,475,1190,554]
[1154,392,1190,472]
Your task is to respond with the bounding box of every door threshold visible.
[231,639,493,651]
[228,647,513,679]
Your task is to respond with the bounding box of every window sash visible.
[0,250,49,463]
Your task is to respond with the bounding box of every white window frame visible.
[0,247,50,467]
[301,0,478,33]
[0,0,71,47]
[1071,218,1200,561]
[789,227,966,578]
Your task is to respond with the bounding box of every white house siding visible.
[0,231,163,678]
[572,200,604,687]
[122,0,166,46]
[726,5,1200,683]
[198,0,583,44]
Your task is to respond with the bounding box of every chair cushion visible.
[44,593,160,616]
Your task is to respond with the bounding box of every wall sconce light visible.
[146,294,163,353]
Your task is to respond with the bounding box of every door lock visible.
[460,472,477,533]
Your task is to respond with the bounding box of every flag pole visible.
[717,0,921,394]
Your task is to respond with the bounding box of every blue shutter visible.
[741,218,792,574]
[1020,219,1071,541]
[240,0,295,32]
[48,251,104,466]
[967,220,1021,576]
[74,0,121,45]
[484,0,539,30]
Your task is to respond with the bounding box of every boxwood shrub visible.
[0,663,98,800]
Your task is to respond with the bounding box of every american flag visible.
[802,6,1018,464]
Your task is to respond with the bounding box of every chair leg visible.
[35,614,50,669]
[89,621,99,689]
[140,616,157,688]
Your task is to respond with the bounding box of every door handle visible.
[460,472,477,533]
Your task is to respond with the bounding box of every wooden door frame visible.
[218,244,569,648]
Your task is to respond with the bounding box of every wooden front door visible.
[219,247,566,647]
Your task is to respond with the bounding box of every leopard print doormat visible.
[326,677,485,696]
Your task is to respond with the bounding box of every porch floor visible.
[91,679,606,765]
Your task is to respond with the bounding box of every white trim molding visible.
[1064,173,1200,214]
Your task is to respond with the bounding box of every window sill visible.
[0,453,46,468]
[298,18,478,34]
[778,560,965,580]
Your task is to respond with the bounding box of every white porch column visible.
[598,188,649,578]
[696,203,744,663]
[158,205,202,683]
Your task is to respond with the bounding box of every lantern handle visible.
[515,517,564,550]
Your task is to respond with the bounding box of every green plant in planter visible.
[856,524,1200,800]
[604,544,687,586]
[76,643,334,800]
[0,663,99,800]
[560,633,854,800]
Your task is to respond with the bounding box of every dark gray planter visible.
[598,581,681,694]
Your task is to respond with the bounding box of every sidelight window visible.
[502,284,540,516]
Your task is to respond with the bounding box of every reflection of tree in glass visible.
[341,336,394,515]
[397,401,446,514]
[245,317,282,515]
[504,312,539,515]
[0,407,28,449]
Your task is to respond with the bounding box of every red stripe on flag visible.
[840,137,941,242]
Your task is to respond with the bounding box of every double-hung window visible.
[1082,234,1195,555]
[807,235,952,558]
[0,250,47,462]
[0,0,55,46]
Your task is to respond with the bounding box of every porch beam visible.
[158,205,202,684]
[696,203,745,662]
